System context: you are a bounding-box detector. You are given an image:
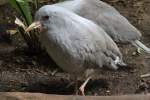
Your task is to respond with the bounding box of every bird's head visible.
[25,5,80,33]
[25,5,53,33]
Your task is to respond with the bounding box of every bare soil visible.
[0,0,150,96]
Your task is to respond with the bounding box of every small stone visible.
[106,90,110,93]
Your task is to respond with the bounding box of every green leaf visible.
[8,0,32,26]
[8,0,42,52]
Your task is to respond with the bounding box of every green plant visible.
[8,0,41,52]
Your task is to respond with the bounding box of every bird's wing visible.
[77,0,139,43]
[50,14,121,69]
[95,12,141,43]
[64,24,121,70]
[56,0,141,43]
[85,0,141,43]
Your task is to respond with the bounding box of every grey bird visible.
[25,5,125,95]
[54,0,150,53]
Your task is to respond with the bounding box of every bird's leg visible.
[79,76,91,95]
[75,78,79,95]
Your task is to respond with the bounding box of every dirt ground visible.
[0,0,150,96]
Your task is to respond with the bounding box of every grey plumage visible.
[26,5,128,95]
[55,0,150,53]
[34,5,125,77]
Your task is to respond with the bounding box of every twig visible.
[141,73,150,78]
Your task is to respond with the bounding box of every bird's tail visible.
[132,40,150,53]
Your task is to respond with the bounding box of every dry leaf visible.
[15,17,27,30]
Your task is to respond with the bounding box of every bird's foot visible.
[79,85,85,95]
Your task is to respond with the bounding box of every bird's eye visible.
[42,15,49,20]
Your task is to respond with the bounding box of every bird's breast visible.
[39,32,86,76]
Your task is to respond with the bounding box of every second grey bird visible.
[55,0,150,53]
[25,5,125,95]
